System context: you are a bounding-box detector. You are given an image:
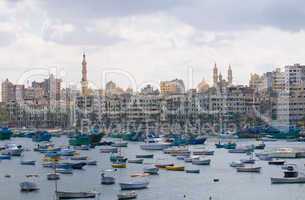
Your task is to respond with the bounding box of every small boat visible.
[184,156,200,163]
[59,148,75,156]
[261,137,277,142]
[110,154,128,163]
[255,143,266,149]
[143,166,159,174]
[56,168,73,174]
[236,166,261,173]
[119,180,149,190]
[165,165,185,171]
[176,156,186,160]
[70,162,87,169]
[0,155,11,160]
[140,142,171,150]
[271,164,305,184]
[136,154,153,159]
[228,148,251,154]
[185,169,200,173]
[70,156,88,161]
[74,145,90,150]
[117,191,137,200]
[230,161,245,168]
[130,173,150,178]
[100,147,118,153]
[55,191,98,199]
[112,163,127,168]
[193,150,214,156]
[155,163,174,169]
[192,159,211,165]
[268,159,285,165]
[20,160,36,165]
[112,142,128,148]
[101,173,115,185]
[20,181,39,192]
[47,173,60,180]
[240,158,255,164]
[86,160,97,165]
[99,141,113,146]
[257,154,273,161]
[128,159,144,164]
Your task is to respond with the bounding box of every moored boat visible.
[192,159,211,165]
[271,164,305,184]
[128,159,143,164]
[112,163,127,168]
[155,163,174,169]
[20,160,36,165]
[136,154,154,159]
[165,165,185,171]
[268,159,285,165]
[100,147,118,153]
[236,166,261,173]
[117,191,137,200]
[143,166,159,174]
[193,150,214,156]
[101,173,115,185]
[119,180,149,190]
[47,173,60,180]
[55,191,98,199]
[185,169,200,173]
[20,181,39,192]
[112,142,128,148]
[230,161,245,168]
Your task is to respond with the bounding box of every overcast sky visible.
[1,0,305,90]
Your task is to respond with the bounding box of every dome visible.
[197,79,209,93]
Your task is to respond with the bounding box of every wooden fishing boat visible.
[112,163,127,168]
[117,191,137,200]
[55,191,97,199]
[136,154,154,159]
[236,166,261,173]
[119,180,149,190]
[192,159,211,165]
[155,163,174,169]
[128,159,143,164]
[185,169,200,173]
[165,165,185,171]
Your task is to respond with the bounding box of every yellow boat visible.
[165,165,185,171]
[42,157,61,162]
[112,163,127,168]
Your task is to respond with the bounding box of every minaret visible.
[81,53,88,96]
[213,63,218,86]
[228,65,232,85]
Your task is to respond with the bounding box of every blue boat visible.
[0,155,11,160]
[32,131,52,142]
[0,127,12,140]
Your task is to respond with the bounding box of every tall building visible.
[213,63,218,86]
[228,65,233,85]
[160,79,185,94]
[81,53,89,96]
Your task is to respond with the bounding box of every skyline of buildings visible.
[1,54,305,131]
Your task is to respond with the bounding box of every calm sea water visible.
[0,137,305,200]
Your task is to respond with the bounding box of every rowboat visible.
[70,156,88,161]
[236,166,261,173]
[100,147,118,153]
[56,168,73,174]
[112,142,128,148]
[20,160,36,165]
[0,155,11,160]
[119,180,149,190]
[117,191,137,200]
[230,161,245,168]
[130,173,150,178]
[193,150,214,156]
[140,142,171,150]
[112,163,127,168]
[136,154,153,159]
[165,165,185,171]
[240,158,255,164]
[47,173,60,180]
[155,163,174,169]
[55,191,98,199]
[101,173,115,185]
[192,159,211,165]
[185,169,200,173]
[143,166,159,174]
[128,159,143,164]
[86,160,97,165]
[268,159,285,165]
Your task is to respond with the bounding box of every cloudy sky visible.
[1,0,305,90]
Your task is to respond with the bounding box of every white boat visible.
[117,191,137,200]
[271,164,305,184]
[143,166,159,174]
[192,159,211,165]
[140,143,171,150]
[184,156,199,163]
[2,144,23,156]
[20,181,39,192]
[56,168,73,174]
[236,166,261,173]
[55,191,98,199]
[230,161,245,168]
[112,142,128,147]
[119,180,149,190]
[47,173,60,180]
[268,148,297,158]
[101,173,115,185]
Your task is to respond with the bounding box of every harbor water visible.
[1,137,305,200]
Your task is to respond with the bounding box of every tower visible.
[228,65,232,85]
[81,53,88,96]
[213,63,218,86]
